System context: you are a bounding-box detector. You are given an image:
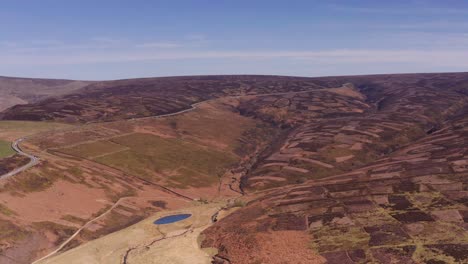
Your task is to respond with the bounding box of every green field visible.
[0,120,73,133]
[0,121,74,147]
[59,140,127,158]
[60,133,238,188]
[0,140,14,158]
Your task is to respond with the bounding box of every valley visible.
[0,73,466,263]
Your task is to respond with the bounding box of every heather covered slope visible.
[0,75,325,123]
[238,73,468,191]
[3,73,468,124]
[0,73,467,264]
[201,73,468,264]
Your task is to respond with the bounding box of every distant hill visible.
[2,73,468,123]
[0,76,92,111]
[0,75,324,122]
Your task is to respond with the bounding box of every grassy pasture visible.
[168,167,216,188]
[94,150,154,179]
[0,120,73,139]
[45,102,267,188]
[0,120,71,131]
[59,140,127,159]
[161,104,254,151]
[87,133,238,187]
[0,139,14,158]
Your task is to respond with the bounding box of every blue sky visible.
[1,0,468,80]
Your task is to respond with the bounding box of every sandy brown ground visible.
[38,202,225,264]
[0,180,106,224]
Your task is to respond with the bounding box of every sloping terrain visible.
[38,202,223,264]
[0,76,325,122]
[0,99,275,263]
[201,73,468,263]
[0,76,91,111]
[0,73,467,263]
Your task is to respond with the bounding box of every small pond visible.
[154,214,192,225]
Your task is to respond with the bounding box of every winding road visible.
[0,138,40,180]
[0,101,205,181]
[0,89,323,181]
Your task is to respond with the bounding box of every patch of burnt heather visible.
[425,259,448,264]
[427,197,454,209]
[461,211,468,222]
[308,211,345,225]
[391,211,434,223]
[322,251,356,264]
[370,245,416,264]
[364,224,411,246]
[387,195,414,211]
[212,255,231,264]
[426,244,468,262]
[392,180,419,193]
[348,249,367,262]
[150,200,167,209]
[272,213,307,231]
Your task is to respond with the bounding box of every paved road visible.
[0,138,39,180]
[135,89,320,121]
[0,89,321,181]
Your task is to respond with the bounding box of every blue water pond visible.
[154,214,192,225]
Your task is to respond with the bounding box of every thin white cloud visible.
[2,49,468,68]
[31,39,63,46]
[329,4,468,15]
[393,21,468,29]
[183,34,209,47]
[364,21,468,32]
[91,37,125,45]
[2,38,193,52]
[136,42,182,48]
[362,31,468,49]
[185,34,206,41]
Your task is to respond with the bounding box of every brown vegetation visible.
[1,73,468,263]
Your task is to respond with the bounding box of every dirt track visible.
[37,202,225,264]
